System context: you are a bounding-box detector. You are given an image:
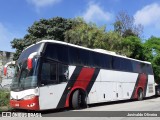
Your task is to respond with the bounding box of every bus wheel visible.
[137,88,144,101]
[71,90,87,109]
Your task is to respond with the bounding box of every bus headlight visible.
[23,94,35,100]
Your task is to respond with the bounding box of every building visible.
[0,51,14,83]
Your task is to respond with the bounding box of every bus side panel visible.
[100,70,138,100]
[39,83,67,110]
[39,66,76,110]
[88,69,139,103]
[122,83,135,99]
[145,75,155,97]
[87,70,101,104]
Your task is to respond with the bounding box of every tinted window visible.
[140,63,147,73]
[146,64,153,75]
[68,47,79,65]
[101,54,112,69]
[140,63,153,74]
[113,57,133,72]
[91,52,101,67]
[44,43,68,63]
[91,52,112,69]
[59,64,69,82]
[41,62,57,85]
[44,44,58,60]
[18,43,42,62]
[79,49,90,66]
[132,61,142,73]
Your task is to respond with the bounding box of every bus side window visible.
[41,62,57,85]
[58,64,69,83]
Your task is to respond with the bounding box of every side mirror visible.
[3,61,16,76]
[27,52,38,70]
[4,67,7,76]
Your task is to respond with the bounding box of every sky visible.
[0,0,160,52]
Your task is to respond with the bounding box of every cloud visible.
[82,2,113,23]
[134,3,160,27]
[27,0,61,8]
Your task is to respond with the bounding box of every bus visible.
[7,40,155,110]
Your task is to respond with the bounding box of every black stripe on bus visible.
[144,75,148,97]
[86,68,100,94]
[131,74,141,99]
[131,74,148,99]
[56,66,82,108]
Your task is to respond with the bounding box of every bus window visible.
[44,44,58,61]
[132,61,142,73]
[68,47,79,65]
[112,57,133,72]
[146,64,153,75]
[79,49,89,66]
[41,62,57,85]
[58,64,69,83]
[44,43,68,63]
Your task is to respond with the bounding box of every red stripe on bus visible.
[65,67,95,107]
[133,74,148,98]
[72,67,95,90]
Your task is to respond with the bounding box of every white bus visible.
[7,40,155,110]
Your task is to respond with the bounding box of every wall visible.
[0,51,14,83]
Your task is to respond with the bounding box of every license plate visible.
[15,103,19,107]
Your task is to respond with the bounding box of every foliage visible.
[152,55,160,84]
[144,37,160,83]
[0,90,10,107]
[94,31,122,51]
[117,36,145,59]
[11,17,73,60]
[65,18,107,48]
[114,11,143,37]
[10,15,160,83]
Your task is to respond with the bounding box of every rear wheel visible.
[71,90,87,109]
[137,89,144,101]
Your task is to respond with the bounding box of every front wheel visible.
[71,90,87,109]
[137,89,144,101]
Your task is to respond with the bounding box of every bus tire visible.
[71,90,87,109]
[137,88,143,101]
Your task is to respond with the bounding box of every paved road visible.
[1,96,160,120]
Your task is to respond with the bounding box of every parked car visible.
[155,84,160,96]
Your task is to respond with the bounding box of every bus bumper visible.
[10,96,40,110]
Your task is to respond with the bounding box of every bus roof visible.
[25,39,151,64]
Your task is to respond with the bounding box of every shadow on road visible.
[88,95,159,109]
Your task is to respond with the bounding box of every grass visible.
[0,89,11,112]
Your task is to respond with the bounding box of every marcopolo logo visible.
[2,112,42,117]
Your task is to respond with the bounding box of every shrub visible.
[0,90,10,107]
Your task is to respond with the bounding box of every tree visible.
[114,11,143,37]
[65,18,107,49]
[143,36,160,83]
[116,36,145,59]
[96,31,122,51]
[152,55,160,84]
[11,17,73,60]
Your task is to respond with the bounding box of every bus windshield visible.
[11,43,43,91]
[11,58,38,91]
